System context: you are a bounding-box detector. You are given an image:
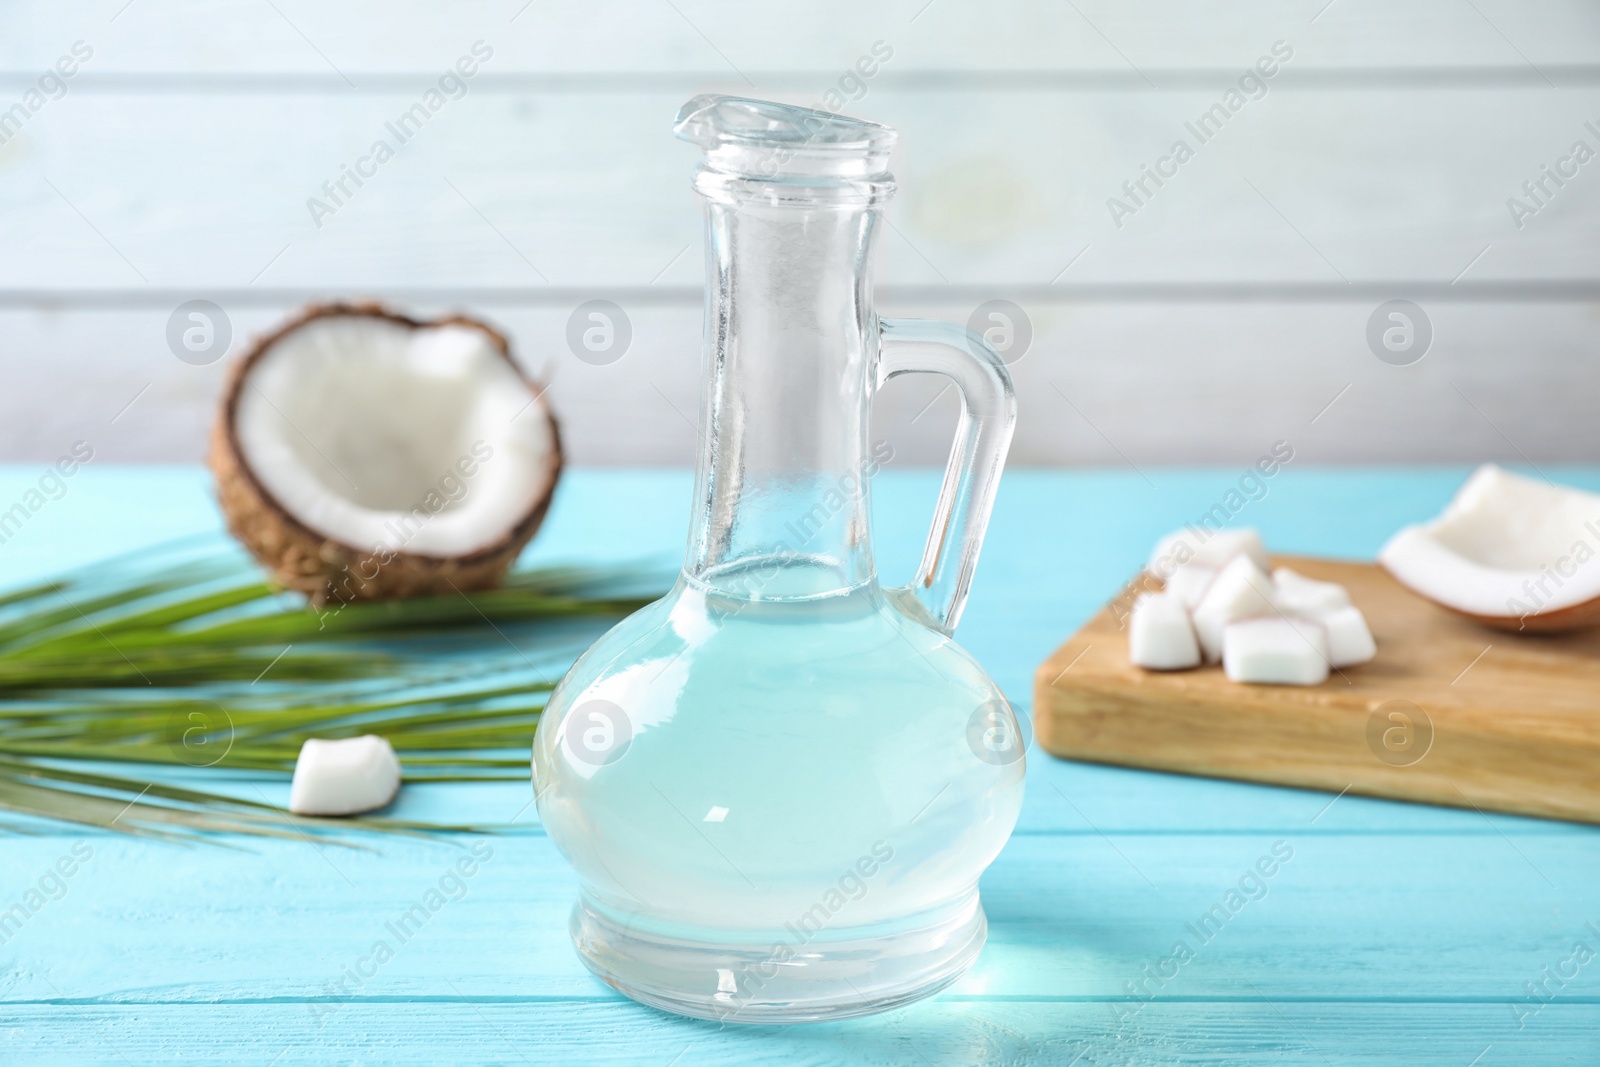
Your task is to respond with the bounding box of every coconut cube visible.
[289,735,402,816]
[1164,563,1218,610]
[1272,567,1352,616]
[1192,555,1280,662]
[1149,527,1269,572]
[1129,592,1201,670]
[1316,605,1377,667]
[1222,617,1331,686]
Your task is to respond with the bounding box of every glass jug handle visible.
[876,317,1017,635]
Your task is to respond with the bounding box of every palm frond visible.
[0,539,668,842]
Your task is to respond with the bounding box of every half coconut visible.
[1379,465,1600,632]
[211,303,561,603]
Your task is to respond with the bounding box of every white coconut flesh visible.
[234,316,555,558]
[288,735,402,816]
[1129,591,1200,671]
[1128,525,1376,683]
[1379,465,1600,619]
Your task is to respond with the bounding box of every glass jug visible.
[532,95,1023,1023]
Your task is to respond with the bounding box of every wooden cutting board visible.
[1034,556,1600,824]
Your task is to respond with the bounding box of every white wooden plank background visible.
[2,0,1597,464]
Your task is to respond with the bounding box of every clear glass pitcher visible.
[532,95,1023,1023]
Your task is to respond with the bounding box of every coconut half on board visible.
[210,303,561,604]
[1379,465,1600,633]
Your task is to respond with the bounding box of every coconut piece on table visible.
[1164,563,1218,610]
[1223,617,1330,686]
[1313,604,1376,667]
[210,303,563,604]
[1150,527,1269,572]
[289,735,402,816]
[1129,592,1201,670]
[1272,567,1351,616]
[1192,555,1279,663]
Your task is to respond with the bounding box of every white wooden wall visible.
[3,0,1599,467]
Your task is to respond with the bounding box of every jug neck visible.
[684,188,892,601]
[674,96,900,602]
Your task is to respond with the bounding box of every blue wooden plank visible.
[4,1002,1598,1065]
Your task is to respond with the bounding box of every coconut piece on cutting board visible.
[1274,567,1374,667]
[1128,592,1201,670]
[1191,554,1279,663]
[1150,527,1269,571]
[289,735,402,816]
[1222,617,1330,686]
[1164,563,1217,610]
[210,303,562,604]
[1380,464,1600,632]
[1272,567,1351,615]
[1317,604,1376,667]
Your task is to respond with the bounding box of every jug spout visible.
[673,94,896,186]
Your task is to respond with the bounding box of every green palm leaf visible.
[0,541,666,843]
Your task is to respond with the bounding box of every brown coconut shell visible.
[1379,561,1600,634]
[1426,591,1600,634]
[209,301,562,605]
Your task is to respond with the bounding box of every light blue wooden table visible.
[3,466,1599,1065]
